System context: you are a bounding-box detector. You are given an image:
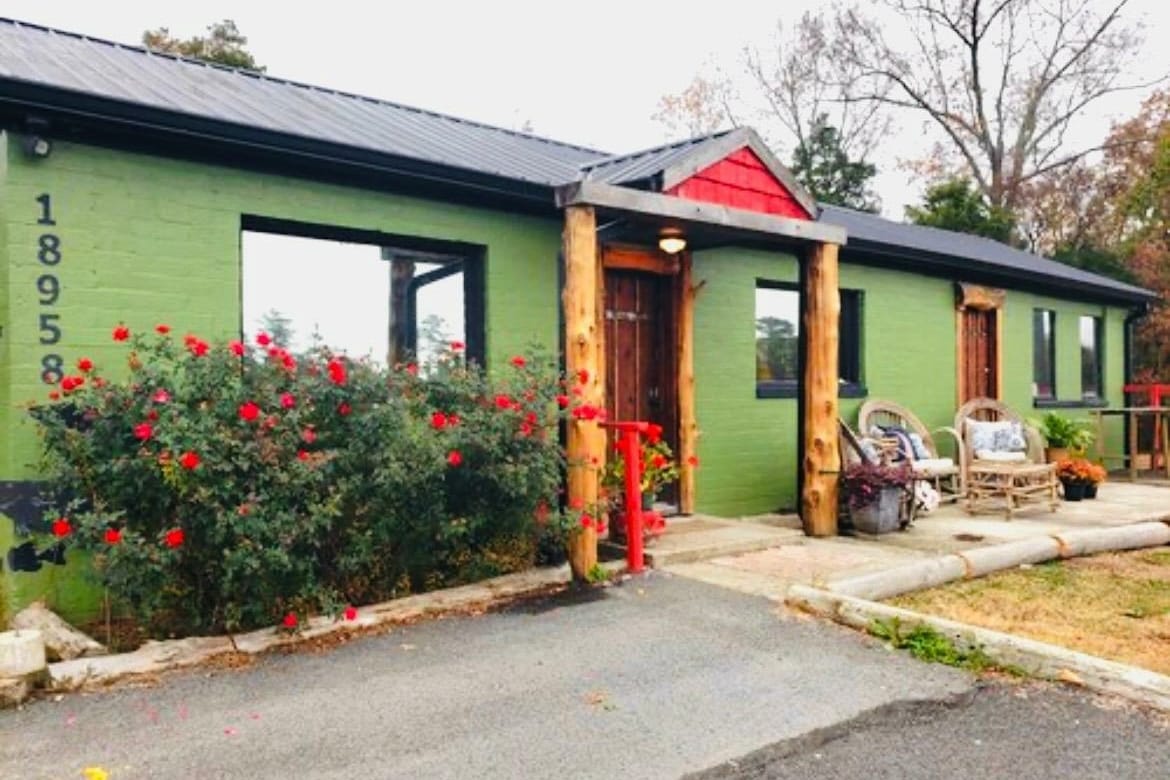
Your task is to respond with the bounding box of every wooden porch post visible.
[802,242,840,536]
[563,205,603,578]
[677,253,698,514]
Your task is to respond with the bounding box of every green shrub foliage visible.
[32,328,578,636]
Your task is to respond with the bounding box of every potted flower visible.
[1032,412,1094,462]
[1084,461,1107,499]
[841,461,912,534]
[1055,457,1100,501]
[602,424,679,543]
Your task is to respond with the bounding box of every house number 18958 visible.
[35,193,63,385]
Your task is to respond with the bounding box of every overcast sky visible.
[8,0,1170,216]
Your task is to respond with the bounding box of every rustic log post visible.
[802,242,841,536]
[563,205,603,579]
[677,253,698,515]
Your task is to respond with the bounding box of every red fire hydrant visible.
[600,420,653,574]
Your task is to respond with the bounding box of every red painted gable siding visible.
[665,147,811,219]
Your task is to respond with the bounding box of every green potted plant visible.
[841,461,913,534]
[1031,412,1094,462]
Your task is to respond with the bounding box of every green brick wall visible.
[0,133,562,622]
[692,246,1134,518]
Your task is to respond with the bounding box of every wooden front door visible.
[961,308,998,401]
[604,268,677,470]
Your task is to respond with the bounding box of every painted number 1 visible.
[36,193,55,226]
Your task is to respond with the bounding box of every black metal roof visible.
[0,18,601,186]
[0,17,1153,305]
[818,205,1152,303]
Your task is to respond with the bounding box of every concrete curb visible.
[829,520,1170,601]
[787,584,1170,711]
[49,561,625,692]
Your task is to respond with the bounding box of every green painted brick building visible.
[0,20,1154,622]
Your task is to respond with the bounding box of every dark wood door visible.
[961,308,998,401]
[604,268,677,456]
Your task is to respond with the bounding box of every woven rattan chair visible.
[857,399,961,502]
[953,397,1057,518]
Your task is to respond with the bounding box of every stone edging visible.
[48,560,626,692]
[828,521,1170,601]
[787,584,1170,711]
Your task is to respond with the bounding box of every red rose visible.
[282,612,298,628]
[229,340,245,356]
[189,339,209,357]
[576,369,589,385]
[556,394,570,408]
[104,527,122,545]
[687,455,700,467]
[113,325,130,342]
[282,354,296,371]
[580,515,594,529]
[447,413,460,427]
[337,402,352,416]
[152,389,170,404]
[327,358,347,385]
[510,355,526,368]
[494,394,513,410]
[343,605,358,621]
[77,357,94,373]
[647,424,663,444]
[238,401,261,422]
[280,393,296,409]
[133,422,153,440]
[652,454,668,469]
[406,363,418,376]
[596,520,608,535]
[256,332,272,347]
[302,428,317,444]
[164,528,184,548]
[48,390,60,401]
[431,411,448,430]
[519,422,533,437]
[51,517,71,537]
[146,409,159,421]
[179,451,200,470]
[155,324,171,335]
[525,412,538,425]
[297,449,309,461]
[570,497,584,510]
[264,415,279,430]
[450,341,465,352]
[447,450,463,467]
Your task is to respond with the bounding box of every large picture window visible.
[1080,315,1103,399]
[241,219,484,368]
[1032,309,1056,400]
[755,282,863,398]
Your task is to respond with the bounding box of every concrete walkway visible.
[0,576,971,779]
[658,481,1170,601]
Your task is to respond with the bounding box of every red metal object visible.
[600,420,650,574]
[665,147,812,220]
[1124,384,1170,468]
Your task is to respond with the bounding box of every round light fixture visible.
[658,230,687,255]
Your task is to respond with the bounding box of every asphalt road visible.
[690,683,1170,780]
[1,573,971,779]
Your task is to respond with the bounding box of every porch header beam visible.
[555,180,847,247]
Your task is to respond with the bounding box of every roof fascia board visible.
[656,127,820,217]
[556,179,847,246]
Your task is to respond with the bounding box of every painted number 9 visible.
[36,274,59,305]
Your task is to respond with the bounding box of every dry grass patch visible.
[890,549,1170,675]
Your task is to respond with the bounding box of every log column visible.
[563,205,604,579]
[677,253,698,514]
[801,242,841,536]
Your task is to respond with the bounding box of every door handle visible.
[648,386,661,407]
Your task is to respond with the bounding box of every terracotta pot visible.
[1045,447,1070,464]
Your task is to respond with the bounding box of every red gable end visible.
[665,147,812,220]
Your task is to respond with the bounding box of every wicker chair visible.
[953,397,1057,517]
[857,399,961,502]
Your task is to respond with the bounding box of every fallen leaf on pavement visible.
[1057,669,1085,686]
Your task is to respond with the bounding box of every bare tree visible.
[652,74,740,139]
[743,12,892,163]
[835,0,1159,210]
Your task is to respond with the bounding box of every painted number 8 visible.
[38,234,61,266]
[41,354,63,385]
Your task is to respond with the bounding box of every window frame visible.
[754,280,865,399]
[1032,308,1057,402]
[239,215,487,367]
[1079,314,1104,401]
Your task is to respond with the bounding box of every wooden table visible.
[1090,407,1170,481]
[965,462,1059,519]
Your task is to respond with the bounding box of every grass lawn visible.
[890,549,1170,675]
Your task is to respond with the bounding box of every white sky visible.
[9,0,1170,216]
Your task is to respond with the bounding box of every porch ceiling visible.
[555,180,847,249]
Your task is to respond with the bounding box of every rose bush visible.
[32,327,574,636]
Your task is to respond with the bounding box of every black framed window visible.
[240,216,485,368]
[755,281,863,398]
[1080,315,1103,399]
[1032,309,1056,400]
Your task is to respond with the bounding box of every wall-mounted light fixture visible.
[22,134,51,160]
[658,228,687,255]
